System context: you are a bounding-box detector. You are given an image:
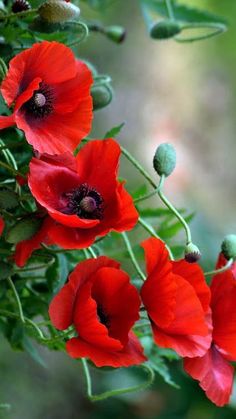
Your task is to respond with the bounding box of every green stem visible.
[87,246,97,258]
[134,187,159,204]
[175,22,227,43]
[0,8,37,20]
[121,146,157,189]
[204,258,234,277]
[67,21,89,47]
[138,217,174,261]
[0,160,25,178]
[121,232,145,281]
[81,358,155,401]
[7,278,25,323]
[165,0,174,20]
[157,175,192,245]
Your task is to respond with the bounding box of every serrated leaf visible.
[6,216,42,244]
[46,253,69,295]
[104,122,125,139]
[0,261,13,280]
[0,189,18,209]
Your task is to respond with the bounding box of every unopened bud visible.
[91,84,113,111]
[39,0,80,23]
[221,234,236,261]
[153,143,176,177]
[150,20,182,40]
[104,25,126,44]
[184,243,201,263]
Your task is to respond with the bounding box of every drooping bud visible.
[0,57,7,84]
[39,0,80,24]
[104,25,126,44]
[153,143,176,177]
[184,242,201,263]
[91,84,113,111]
[221,234,236,261]
[150,20,182,40]
[12,0,31,13]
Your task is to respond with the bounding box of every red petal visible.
[184,346,234,406]
[14,217,53,267]
[0,114,15,129]
[0,216,4,236]
[66,331,146,367]
[172,260,211,313]
[110,181,139,232]
[14,77,42,110]
[141,238,176,328]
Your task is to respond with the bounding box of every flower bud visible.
[221,234,236,261]
[153,143,176,177]
[12,0,31,13]
[0,58,7,83]
[39,0,80,23]
[150,20,182,40]
[91,84,113,111]
[104,26,126,44]
[184,243,201,263]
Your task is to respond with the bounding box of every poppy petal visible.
[0,216,4,236]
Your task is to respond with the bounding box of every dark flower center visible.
[62,183,104,220]
[23,82,54,118]
[97,305,110,328]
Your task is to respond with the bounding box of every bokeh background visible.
[1,1,236,418]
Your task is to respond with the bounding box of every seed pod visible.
[39,0,80,24]
[150,20,182,40]
[184,243,201,263]
[153,143,176,177]
[221,234,236,261]
[104,26,126,44]
[91,84,113,111]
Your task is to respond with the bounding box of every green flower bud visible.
[150,20,182,40]
[153,143,176,177]
[221,234,236,261]
[91,84,113,111]
[39,0,80,24]
[104,25,126,44]
[0,58,7,84]
[184,243,201,263]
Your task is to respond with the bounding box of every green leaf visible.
[6,216,42,244]
[132,184,148,200]
[0,261,13,280]
[104,122,125,139]
[23,335,46,368]
[158,213,194,239]
[46,253,69,295]
[0,189,18,210]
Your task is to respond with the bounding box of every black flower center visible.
[62,183,104,220]
[23,82,54,118]
[97,305,110,328]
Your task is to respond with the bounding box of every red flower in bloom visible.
[0,216,4,236]
[184,254,236,406]
[28,139,139,249]
[140,238,212,358]
[0,41,93,154]
[49,257,146,367]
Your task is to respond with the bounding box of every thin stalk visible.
[121,146,157,189]
[87,246,97,258]
[138,217,174,261]
[134,187,159,204]
[0,8,37,20]
[204,258,234,277]
[67,22,89,47]
[165,0,175,20]
[7,278,25,323]
[0,160,25,178]
[121,232,145,281]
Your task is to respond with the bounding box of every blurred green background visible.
[1,1,236,418]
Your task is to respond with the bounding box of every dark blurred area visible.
[1,1,236,418]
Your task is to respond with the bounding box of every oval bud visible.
[91,84,113,111]
[153,143,176,177]
[0,58,7,84]
[39,0,80,23]
[104,25,126,44]
[221,234,236,260]
[150,20,182,40]
[184,243,201,263]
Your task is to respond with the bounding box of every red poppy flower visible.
[140,238,212,358]
[49,256,146,367]
[28,139,139,249]
[0,41,93,154]
[0,216,4,236]
[184,253,236,406]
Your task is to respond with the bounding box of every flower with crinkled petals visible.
[49,256,146,367]
[27,138,139,250]
[184,253,236,407]
[140,237,212,358]
[0,41,93,154]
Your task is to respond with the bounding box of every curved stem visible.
[121,232,146,281]
[138,217,174,261]
[121,146,157,189]
[157,175,192,245]
[67,21,89,47]
[134,187,160,204]
[175,22,227,43]
[204,258,234,277]
[7,278,25,323]
[81,358,155,401]
[87,246,97,258]
[0,8,37,20]
[0,160,25,178]
[165,0,174,21]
